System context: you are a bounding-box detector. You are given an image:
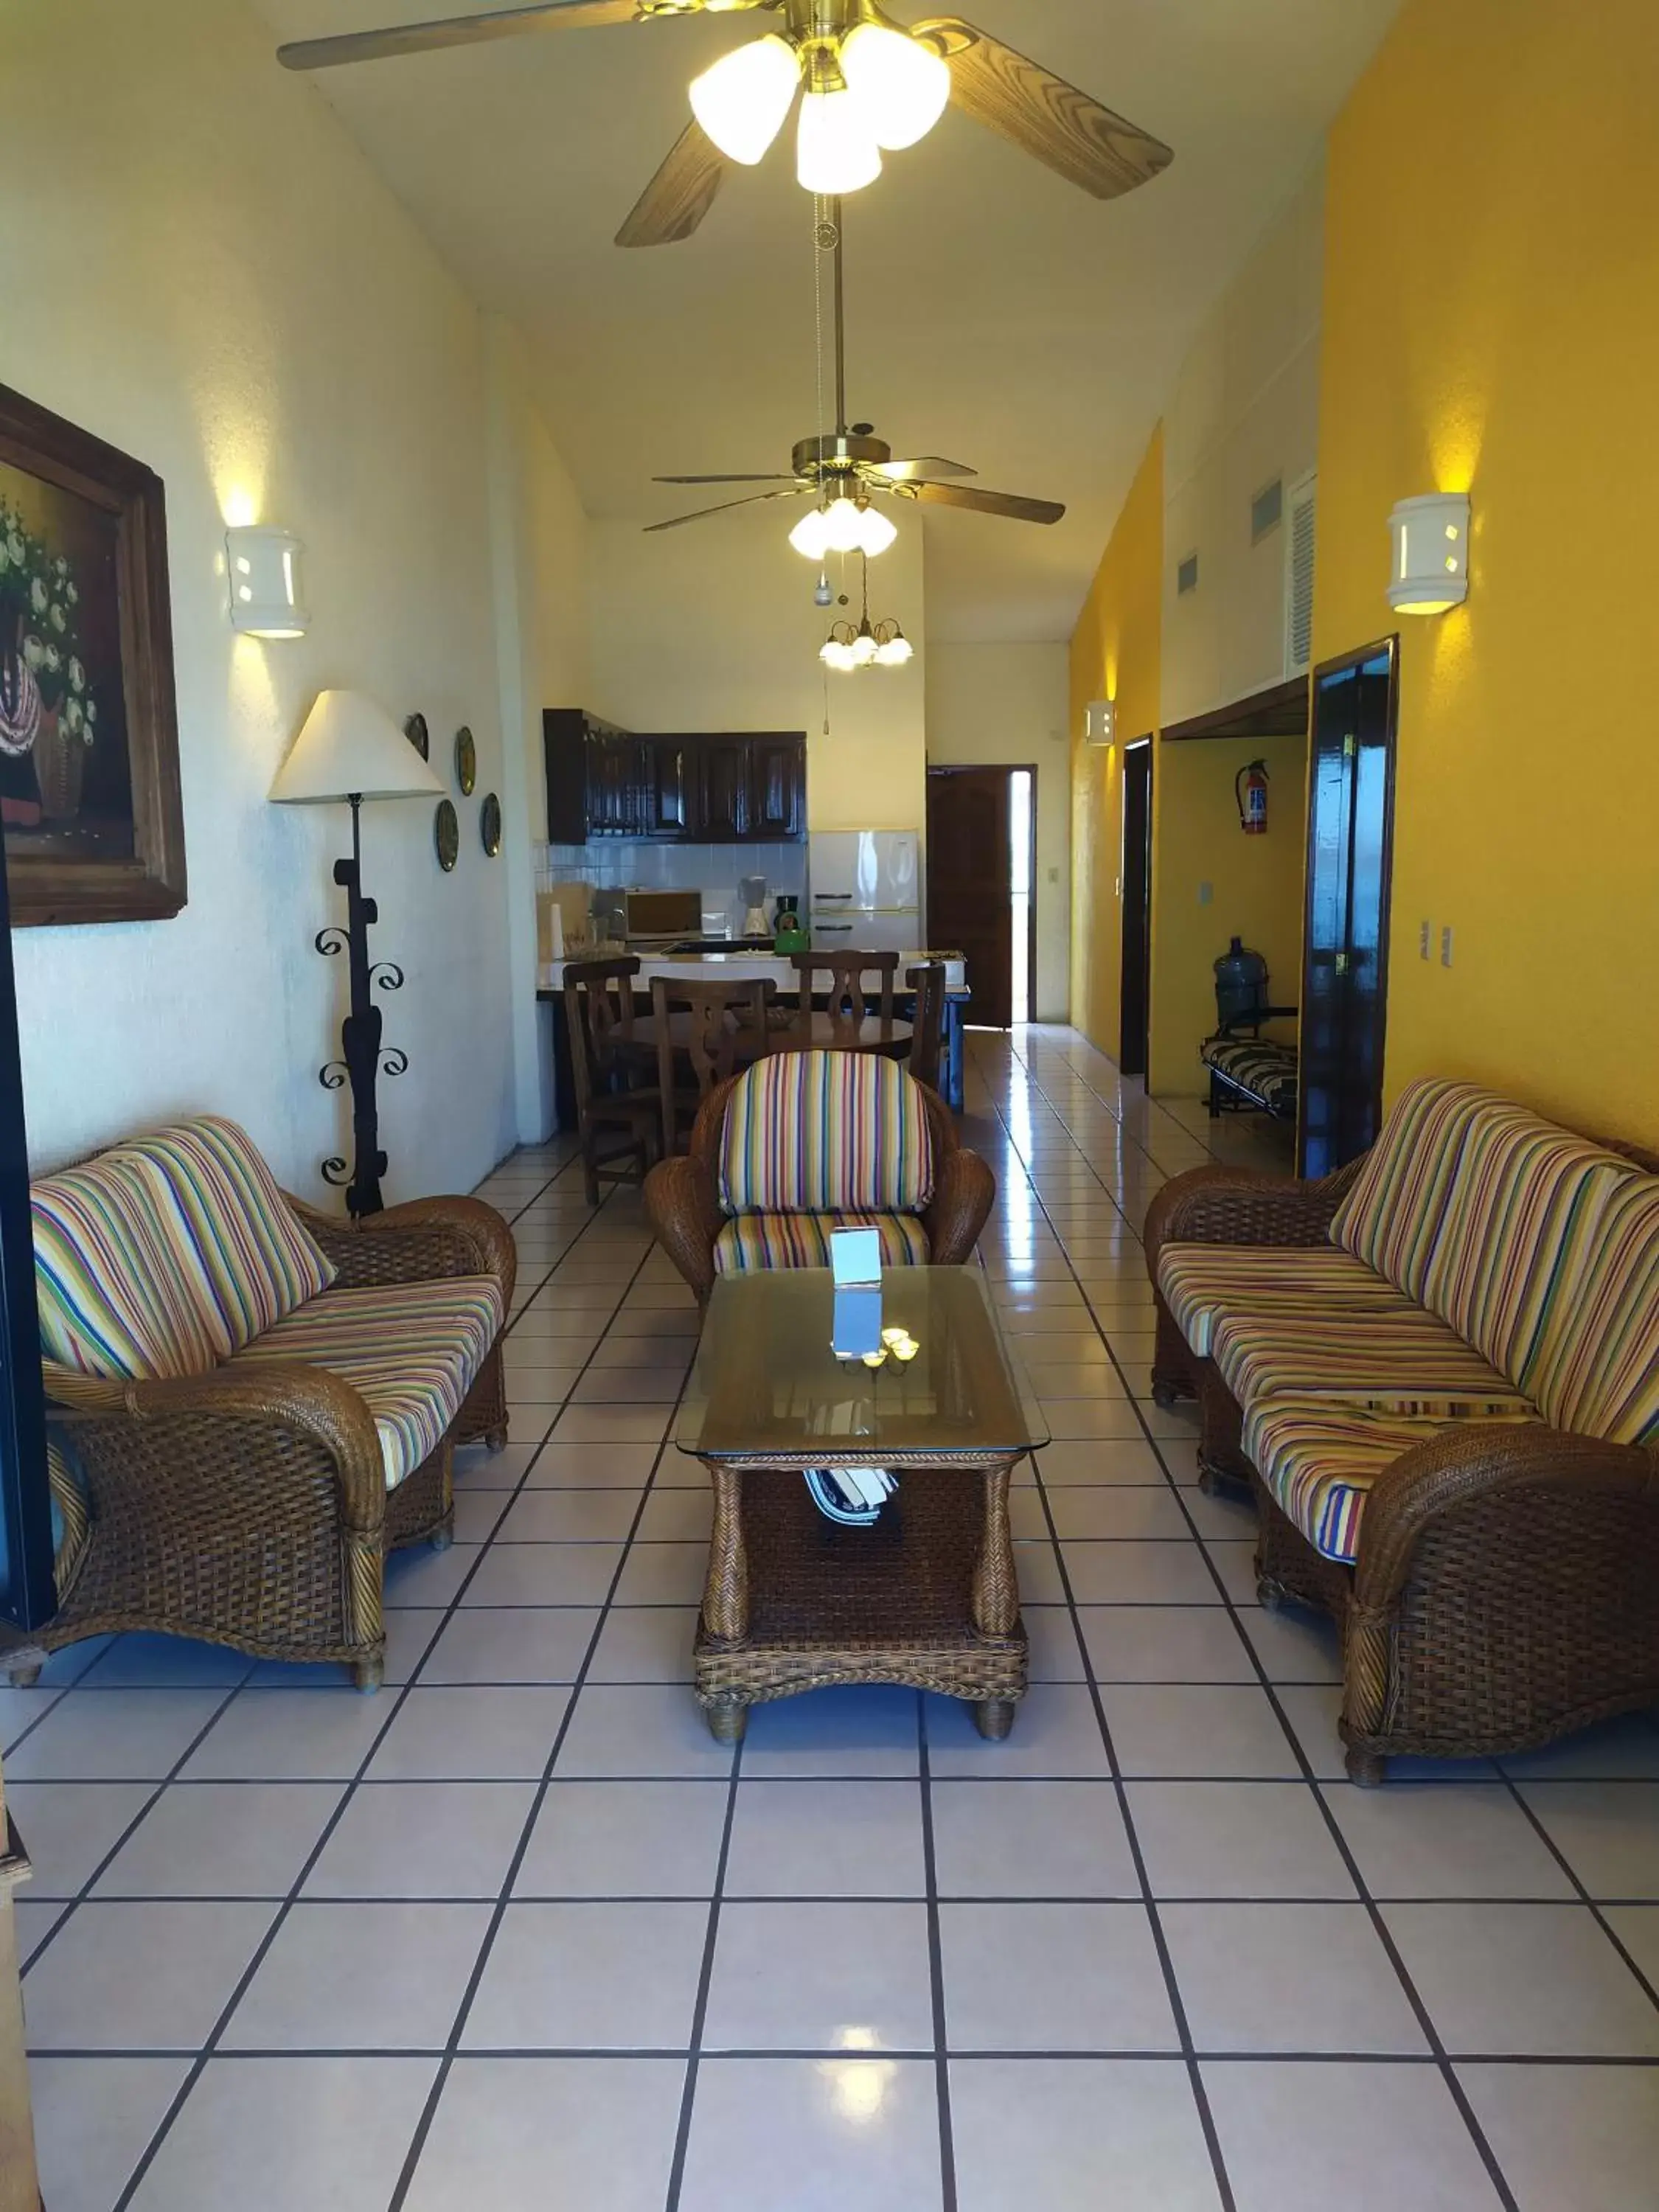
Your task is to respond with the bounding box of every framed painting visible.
[0,382,185,926]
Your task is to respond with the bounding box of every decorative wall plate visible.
[479,791,502,858]
[404,712,429,759]
[434,798,459,872]
[454,724,476,796]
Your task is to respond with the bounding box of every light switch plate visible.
[1419,920,1432,960]
[1441,925,1455,968]
[1198,881,1213,906]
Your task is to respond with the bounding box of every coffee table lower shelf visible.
[692,1464,1029,1742]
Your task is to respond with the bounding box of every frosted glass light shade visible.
[1387,492,1471,615]
[789,497,897,561]
[268,689,444,804]
[841,23,951,150]
[853,504,897,557]
[796,86,882,194]
[690,34,799,164]
[874,629,914,667]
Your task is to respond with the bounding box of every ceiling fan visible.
[276,1,1174,250]
[646,201,1065,546]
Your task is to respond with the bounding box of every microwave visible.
[622,888,703,942]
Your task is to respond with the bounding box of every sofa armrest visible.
[924,1150,995,1265]
[1144,1158,1365,1287]
[291,1193,516,1307]
[51,1360,389,1537]
[644,1156,723,1301]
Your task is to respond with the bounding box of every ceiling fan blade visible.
[914,16,1172,201]
[903,480,1066,526]
[645,488,809,532]
[276,0,640,72]
[653,474,800,485]
[616,120,728,248]
[877,456,978,482]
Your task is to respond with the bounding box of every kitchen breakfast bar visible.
[537,950,970,1125]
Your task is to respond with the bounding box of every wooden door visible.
[641,739,689,838]
[696,739,750,841]
[586,733,641,837]
[1298,639,1398,1176]
[746,734,806,840]
[926,767,1013,1029]
[1119,740,1153,1076]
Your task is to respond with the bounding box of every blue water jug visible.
[1214,936,1269,1027]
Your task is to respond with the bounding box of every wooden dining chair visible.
[650,975,776,1158]
[790,950,900,1026]
[563,956,662,1205]
[905,961,948,1093]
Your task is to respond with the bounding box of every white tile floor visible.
[13,1026,1659,2210]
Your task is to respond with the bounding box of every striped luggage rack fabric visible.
[1202,1037,1298,1118]
[1155,1245,1406,1361]
[714,1211,931,1276]
[719,1050,933,1217]
[226,1276,504,1489]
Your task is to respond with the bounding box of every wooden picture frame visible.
[0,381,185,927]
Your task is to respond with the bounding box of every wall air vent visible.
[1251,477,1284,543]
[1176,552,1199,597]
[1284,470,1317,676]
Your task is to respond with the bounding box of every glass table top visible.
[675,1267,1049,1463]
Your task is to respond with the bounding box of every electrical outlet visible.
[1419,919,1432,960]
[1197,881,1213,907]
[1441,925,1455,968]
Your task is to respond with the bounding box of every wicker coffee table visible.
[675,1267,1048,1743]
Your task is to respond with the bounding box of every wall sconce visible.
[226,526,309,638]
[1387,493,1470,616]
[1085,699,1116,747]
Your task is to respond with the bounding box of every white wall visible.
[484,317,590,1142]
[588,515,928,843]
[1,0,532,1199]
[1161,160,1324,728]
[925,644,1071,1021]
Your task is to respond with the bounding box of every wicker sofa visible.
[644,1049,994,1299]
[12,1115,514,1691]
[1147,1078,1659,1783]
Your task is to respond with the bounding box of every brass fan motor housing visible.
[792,431,891,481]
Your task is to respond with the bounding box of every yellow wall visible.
[1315,0,1659,1146]
[1068,429,1163,1053]
[1148,732,1308,1093]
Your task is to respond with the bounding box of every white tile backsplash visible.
[534,842,806,938]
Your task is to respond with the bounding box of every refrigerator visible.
[808,831,921,956]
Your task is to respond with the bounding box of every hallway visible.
[6,1029,1658,2211]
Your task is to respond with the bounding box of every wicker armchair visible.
[1146,1078,1659,1784]
[645,1054,993,1301]
[10,1125,515,1694]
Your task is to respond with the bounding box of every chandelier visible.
[821,555,913,672]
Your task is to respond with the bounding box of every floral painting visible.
[0,469,131,855]
[0,383,184,927]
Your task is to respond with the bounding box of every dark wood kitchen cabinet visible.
[542,713,806,845]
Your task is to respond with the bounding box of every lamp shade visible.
[268,689,444,804]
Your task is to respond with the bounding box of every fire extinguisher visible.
[1236,759,1269,836]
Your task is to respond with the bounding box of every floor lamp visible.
[269,690,442,1216]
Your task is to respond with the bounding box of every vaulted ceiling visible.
[248,0,1400,641]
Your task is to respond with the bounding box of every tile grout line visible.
[659,1714,745,2212]
[973,1034,1525,2211]
[1498,1778,1659,2018]
[381,1231,691,2212]
[103,1186,650,2211]
[917,1694,960,2212]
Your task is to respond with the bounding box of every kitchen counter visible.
[538,950,968,995]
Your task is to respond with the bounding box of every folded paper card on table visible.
[830,1226,883,1287]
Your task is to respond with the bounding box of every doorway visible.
[1298,637,1399,1177]
[925,765,1037,1029]
[1119,738,1154,1077]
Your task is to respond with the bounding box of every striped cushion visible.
[227,1276,504,1489]
[32,1116,335,1382]
[1243,1397,1544,1564]
[719,1051,933,1216]
[1211,1306,1537,1422]
[1156,1245,1405,1360]
[1530,1174,1659,1445]
[1331,1079,1502,1304]
[714,1211,931,1275]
